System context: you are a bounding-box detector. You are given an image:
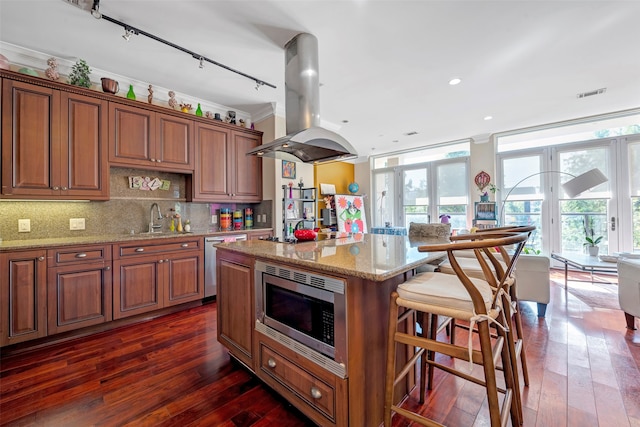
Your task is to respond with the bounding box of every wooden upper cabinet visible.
[187,124,262,202]
[61,92,109,199]
[189,122,231,201]
[1,80,60,197]
[231,131,262,202]
[0,80,108,199]
[156,113,194,171]
[109,103,193,172]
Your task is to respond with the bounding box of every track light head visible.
[122,27,135,41]
[91,0,101,19]
[255,81,264,91]
[199,57,204,69]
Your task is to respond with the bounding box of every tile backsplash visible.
[0,167,272,241]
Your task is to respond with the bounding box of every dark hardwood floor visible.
[1,270,639,426]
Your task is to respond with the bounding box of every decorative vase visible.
[588,246,599,257]
[177,218,183,232]
[480,194,489,202]
[126,85,136,100]
[195,103,203,117]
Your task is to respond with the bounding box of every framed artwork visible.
[282,160,296,179]
[335,194,368,234]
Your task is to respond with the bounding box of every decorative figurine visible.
[147,85,153,104]
[238,119,246,127]
[45,57,59,81]
[205,111,213,119]
[168,91,177,109]
[226,110,236,124]
[179,102,192,113]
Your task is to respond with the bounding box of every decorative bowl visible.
[294,229,317,241]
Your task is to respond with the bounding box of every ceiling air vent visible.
[577,88,607,99]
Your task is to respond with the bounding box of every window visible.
[372,141,470,229]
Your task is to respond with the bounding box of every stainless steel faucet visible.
[148,203,163,233]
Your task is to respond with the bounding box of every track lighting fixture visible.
[73,0,276,90]
[122,27,135,41]
[91,0,101,19]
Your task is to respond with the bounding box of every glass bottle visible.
[126,84,136,100]
[195,103,203,117]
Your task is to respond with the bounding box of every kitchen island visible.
[215,233,446,427]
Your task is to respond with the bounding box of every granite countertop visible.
[0,228,273,251]
[217,233,448,282]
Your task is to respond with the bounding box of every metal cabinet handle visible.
[181,243,188,247]
[267,358,276,368]
[75,253,87,258]
[52,186,59,190]
[158,259,164,263]
[611,216,616,231]
[135,248,144,252]
[104,266,111,271]
[62,187,68,190]
[165,259,169,262]
[310,387,322,400]
[150,158,156,162]
[156,159,162,163]
[38,256,45,261]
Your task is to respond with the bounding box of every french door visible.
[499,134,640,255]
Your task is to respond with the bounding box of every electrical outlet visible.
[18,219,31,232]
[70,218,86,230]
[211,215,217,224]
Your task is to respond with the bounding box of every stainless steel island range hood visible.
[247,33,358,163]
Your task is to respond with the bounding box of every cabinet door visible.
[155,113,194,171]
[165,252,203,306]
[109,102,156,168]
[217,256,254,368]
[230,131,262,202]
[47,261,112,334]
[1,80,61,197]
[60,92,109,199]
[0,250,47,346]
[189,122,231,201]
[113,255,163,319]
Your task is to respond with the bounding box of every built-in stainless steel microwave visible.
[255,260,347,373]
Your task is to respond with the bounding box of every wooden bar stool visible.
[384,232,528,427]
[438,225,535,387]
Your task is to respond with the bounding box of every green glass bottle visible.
[195,103,203,117]
[126,85,136,100]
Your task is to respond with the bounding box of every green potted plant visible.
[68,59,92,88]
[583,219,603,257]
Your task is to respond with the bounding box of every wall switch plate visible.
[18,219,30,232]
[70,218,86,230]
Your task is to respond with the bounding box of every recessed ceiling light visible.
[449,78,461,86]
[484,116,493,121]
[342,120,349,123]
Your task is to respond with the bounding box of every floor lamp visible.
[499,168,608,226]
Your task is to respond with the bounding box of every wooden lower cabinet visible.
[216,252,254,369]
[113,237,203,319]
[0,249,47,346]
[247,230,273,241]
[256,337,348,427]
[47,244,113,334]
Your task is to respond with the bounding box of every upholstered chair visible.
[618,257,640,330]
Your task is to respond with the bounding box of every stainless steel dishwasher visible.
[204,234,248,297]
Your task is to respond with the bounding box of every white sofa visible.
[514,255,551,317]
[618,258,640,330]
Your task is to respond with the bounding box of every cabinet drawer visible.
[48,244,111,266]
[259,343,336,421]
[116,238,201,257]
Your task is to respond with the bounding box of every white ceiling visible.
[1,0,639,162]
